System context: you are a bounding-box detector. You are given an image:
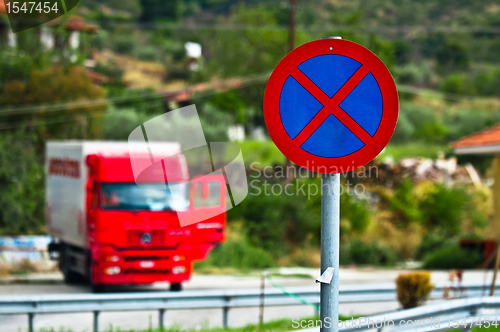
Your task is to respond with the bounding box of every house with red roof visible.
[451,124,500,238]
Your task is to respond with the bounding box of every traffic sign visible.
[264,38,399,174]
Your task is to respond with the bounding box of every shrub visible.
[435,41,470,73]
[228,177,321,256]
[340,193,371,236]
[391,112,415,143]
[421,185,468,236]
[103,108,145,140]
[389,179,422,227]
[422,242,482,270]
[415,233,455,260]
[136,46,158,61]
[113,35,137,55]
[340,240,400,266]
[197,238,274,270]
[396,272,434,309]
[439,74,475,95]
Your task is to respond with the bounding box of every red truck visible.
[46,141,226,292]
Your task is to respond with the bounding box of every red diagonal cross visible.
[290,66,372,147]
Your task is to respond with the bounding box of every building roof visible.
[64,16,98,33]
[451,123,500,155]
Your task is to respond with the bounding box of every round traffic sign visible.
[264,38,399,174]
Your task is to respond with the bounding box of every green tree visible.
[0,131,44,235]
[422,185,468,236]
[389,178,422,228]
[435,41,470,73]
[1,66,106,139]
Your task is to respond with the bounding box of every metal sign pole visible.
[320,173,340,332]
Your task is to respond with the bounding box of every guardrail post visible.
[222,296,230,329]
[159,309,166,330]
[28,313,34,332]
[223,306,229,328]
[93,311,100,332]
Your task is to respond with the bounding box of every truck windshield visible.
[101,183,189,211]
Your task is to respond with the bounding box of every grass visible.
[35,316,500,332]
[37,316,320,332]
[237,139,286,168]
[377,142,450,161]
[236,140,449,169]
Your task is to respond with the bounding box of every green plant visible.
[435,40,470,73]
[396,272,434,309]
[0,131,45,235]
[439,74,476,95]
[229,177,322,256]
[340,193,371,236]
[103,108,146,140]
[422,185,468,236]
[340,240,400,266]
[415,233,455,260]
[422,242,482,269]
[195,238,274,270]
[136,46,158,61]
[113,35,137,55]
[389,178,422,227]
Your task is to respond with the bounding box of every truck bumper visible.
[91,246,192,285]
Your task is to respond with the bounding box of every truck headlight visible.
[173,255,185,262]
[172,266,186,274]
[105,255,120,262]
[104,267,121,275]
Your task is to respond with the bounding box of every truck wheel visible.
[170,283,182,291]
[88,255,106,293]
[60,244,82,284]
[91,283,106,293]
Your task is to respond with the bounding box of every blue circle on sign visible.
[279,54,383,158]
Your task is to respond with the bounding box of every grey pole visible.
[159,309,166,330]
[28,313,34,332]
[320,173,340,332]
[93,311,100,332]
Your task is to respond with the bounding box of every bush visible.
[136,46,158,61]
[340,193,371,236]
[229,177,321,256]
[415,233,455,260]
[422,242,482,270]
[391,112,415,143]
[113,35,137,55]
[396,272,434,309]
[103,108,145,140]
[0,131,45,235]
[395,64,430,85]
[340,240,400,266]
[197,238,274,270]
[439,74,476,95]
[435,41,470,73]
[421,185,468,236]
[389,179,422,227]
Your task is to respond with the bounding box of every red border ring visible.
[264,39,399,174]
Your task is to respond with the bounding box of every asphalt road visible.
[0,269,494,332]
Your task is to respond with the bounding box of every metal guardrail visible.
[333,296,500,332]
[295,296,500,332]
[0,282,497,332]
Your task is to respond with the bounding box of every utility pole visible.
[289,0,296,52]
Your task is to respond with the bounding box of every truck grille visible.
[127,230,165,248]
[124,269,170,275]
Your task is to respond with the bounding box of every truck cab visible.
[46,141,226,292]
